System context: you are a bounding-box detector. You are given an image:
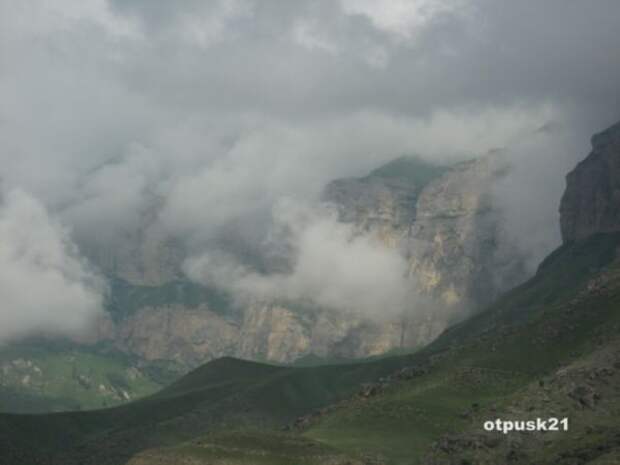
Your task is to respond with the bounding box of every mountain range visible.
[0,121,619,464]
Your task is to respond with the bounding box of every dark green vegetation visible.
[1,233,620,464]
[105,277,236,322]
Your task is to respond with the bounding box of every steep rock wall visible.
[560,121,620,242]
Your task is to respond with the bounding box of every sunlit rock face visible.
[560,121,620,243]
[78,156,528,366]
[324,156,527,311]
[408,157,527,308]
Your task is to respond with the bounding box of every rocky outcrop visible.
[560,121,620,242]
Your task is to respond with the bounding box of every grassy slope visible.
[0,355,418,464]
[1,233,619,464]
[0,343,169,413]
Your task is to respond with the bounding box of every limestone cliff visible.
[408,157,526,307]
[560,121,620,242]
[76,156,528,367]
[324,156,526,310]
[85,296,439,366]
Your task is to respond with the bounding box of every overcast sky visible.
[1,0,619,341]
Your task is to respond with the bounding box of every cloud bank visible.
[185,199,413,317]
[0,190,104,344]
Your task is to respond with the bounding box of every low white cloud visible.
[0,189,104,344]
[184,199,412,318]
[492,120,589,272]
[340,0,467,40]
[159,106,556,244]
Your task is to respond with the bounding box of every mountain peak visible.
[365,156,449,186]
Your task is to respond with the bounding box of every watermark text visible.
[483,418,568,434]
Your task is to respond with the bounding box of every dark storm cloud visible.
[97,0,620,123]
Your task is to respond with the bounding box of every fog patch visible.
[184,198,414,319]
[491,119,593,272]
[0,189,104,344]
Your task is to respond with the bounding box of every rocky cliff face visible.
[409,158,527,307]
[560,121,620,242]
[76,156,528,368]
[324,156,526,310]
[85,298,440,366]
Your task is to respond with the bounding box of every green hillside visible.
[1,233,619,464]
[0,342,175,413]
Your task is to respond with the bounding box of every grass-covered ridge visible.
[0,342,169,413]
[366,156,449,189]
